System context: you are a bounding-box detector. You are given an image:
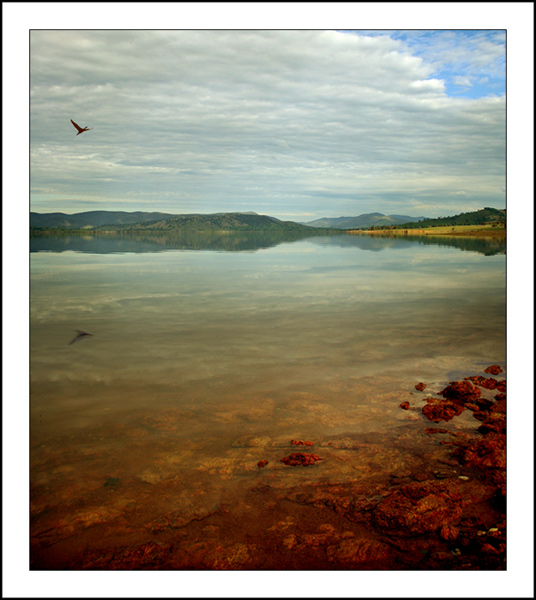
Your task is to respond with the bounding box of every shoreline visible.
[348,226,506,239]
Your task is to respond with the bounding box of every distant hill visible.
[96,212,317,232]
[389,207,506,230]
[30,210,177,229]
[304,212,427,229]
[30,210,314,233]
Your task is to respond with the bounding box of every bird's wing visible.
[71,119,83,133]
[69,330,92,344]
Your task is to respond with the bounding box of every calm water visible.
[30,231,506,568]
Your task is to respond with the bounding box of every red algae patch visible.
[485,365,502,375]
[290,440,314,447]
[280,453,322,466]
[415,382,426,391]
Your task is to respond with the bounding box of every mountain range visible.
[303,212,426,229]
[30,208,505,232]
[31,210,425,231]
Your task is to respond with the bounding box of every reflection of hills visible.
[308,232,506,256]
[30,230,329,254]
[30,230,505,256]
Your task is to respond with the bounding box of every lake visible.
[30,231,506,569]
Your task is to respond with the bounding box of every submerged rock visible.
[422,399,466,423]
[425,427,449,435]
[280,453,322,467]
[465,376,499,390]
[415,382,427,391]
[484,365,502,375]
[257,460,268,469]
[373,480,463,535]
[290,440,314,447]
[399,401,410,410]
[451,433,505,470]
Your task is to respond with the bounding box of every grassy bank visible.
[350,224,506,238]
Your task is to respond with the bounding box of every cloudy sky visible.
[30,28,506,220]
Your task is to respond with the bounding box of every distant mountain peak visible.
[305,212,426,229]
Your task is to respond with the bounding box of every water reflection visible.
[30,229,505,256]
[310,232,506,256]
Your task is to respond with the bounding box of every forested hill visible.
[30,210,177,229]
[30,211,318,232]
[389,208,506,230]
[96,212,316,232]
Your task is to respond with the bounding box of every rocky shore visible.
[31,365,506,570]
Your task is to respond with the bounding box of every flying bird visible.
[71,119,91,135]
[69,330,94,345]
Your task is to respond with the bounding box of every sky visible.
[29,28,507,220]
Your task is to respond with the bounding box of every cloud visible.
[453,75,472,87]
[30,30,505,219]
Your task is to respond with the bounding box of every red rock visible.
[280,453,322,466]
[494,393,506,403]
[440,381,481,402]
[480,543,500,556]
[290,440,314,447]
[465,376,498,390]
[495,380,506,393]
[422,400,466,422]
[399,401,410,410]
[476,411,506,435]
[425,427,449,434]
[451,433,505,470]
[440,525,459,542]
[484,365,502,375]
[492,398,506,414]
[257,460,268,468]
[415,382,426,391]
[373,480,463,535]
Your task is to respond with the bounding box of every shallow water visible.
[30,231,506,568]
